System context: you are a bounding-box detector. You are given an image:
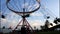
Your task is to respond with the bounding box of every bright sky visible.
[0,0,59,29]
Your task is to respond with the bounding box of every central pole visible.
[22,8,25,27]
[22,0,25,27]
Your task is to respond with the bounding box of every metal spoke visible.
[8,2,17,11]
[13,0,20,11]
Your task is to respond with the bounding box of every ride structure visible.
[6,0,40,33]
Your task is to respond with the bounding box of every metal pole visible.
[59,0,60,18]
[0,19,1,29]
[0,13,1,29]
[22,0,25,26]
[22,8,25,27]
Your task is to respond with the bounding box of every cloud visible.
[30,12,42,16]
[28,20,44,26]
[27,20,44,29]
[9,20,18,29]
[32,22,40,26]
[1,18,7,23]
[1,18,8,28]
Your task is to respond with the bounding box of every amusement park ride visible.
[0,0,60,34]
[6,0,40,33]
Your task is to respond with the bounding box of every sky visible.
[0,0,59,30]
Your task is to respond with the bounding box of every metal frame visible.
[6,0,40,33]
[6,0,40,15]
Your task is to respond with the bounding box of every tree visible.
[45,20,50,29]
[34,26,36,30]
[40,26,45,29]
[54,17,60,24]
[50,23,53,26]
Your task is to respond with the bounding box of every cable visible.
[17,0,22,11]
[8,1,17,11]
[40,4,56,19]
[13,0,20,11]
[44,0,57,18]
